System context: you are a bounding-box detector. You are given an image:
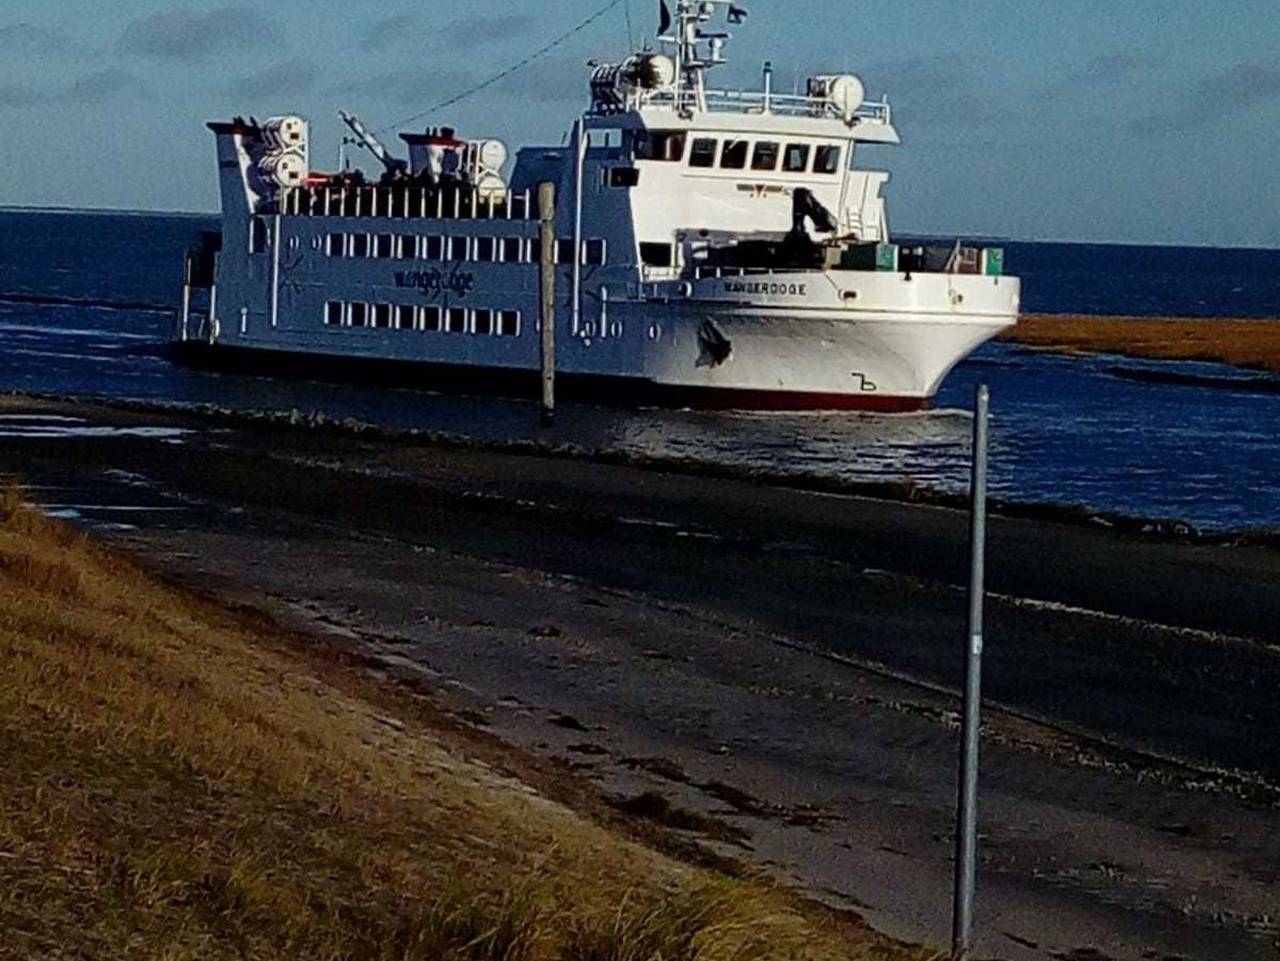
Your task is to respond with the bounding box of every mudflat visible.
[3,395,1279,960]
[1004,314,1280,372]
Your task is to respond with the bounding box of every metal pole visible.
[538,181,557,427]
[952,382,989,961]
[270,213,281,328]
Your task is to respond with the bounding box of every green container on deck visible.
[982,247,1005,276]
[839,242,898,272]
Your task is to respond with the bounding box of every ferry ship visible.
[176,0,1020,411]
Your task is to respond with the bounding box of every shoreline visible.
[1003,313,1280,374]
[5,392,1280,958]
[0,498,911,960]
[7,389,1277,545]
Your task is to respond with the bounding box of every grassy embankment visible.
[1003,315,1280,373]
[0,487,928,961]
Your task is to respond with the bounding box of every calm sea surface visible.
[1,209,1277,532]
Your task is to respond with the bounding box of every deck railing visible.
[278,186,537,222]
[701,88,891,124]
[592,87,892,125]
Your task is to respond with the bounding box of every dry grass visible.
[0,485,933,961]
[1002,314,1280,373]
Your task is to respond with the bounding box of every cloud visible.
[0,22,83,56]
[1129,56,1280,136]
[120,6,282,61]
[57,68,147,104]
[500,55,592,105]
[0,68,146,108]
[0,82,43,107]
[333,65,478,108]
[360,13,418,51]
[1126,111,1183,138]
[1044,52,1152,100]
[361,12,537,53]
[861,54,1002,129]
[228,58,317,99]
[463,13,538,47]
[1072,52,1150,86]
[1202,57,1280,112]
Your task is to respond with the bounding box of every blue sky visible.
[0,0,1277,246]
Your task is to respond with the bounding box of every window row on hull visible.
[324,301,522,337]
[324,232,607,266]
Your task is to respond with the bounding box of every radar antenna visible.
[657,0,748,113]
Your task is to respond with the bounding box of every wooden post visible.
[179,254,192,342]
[571,117,586,336]
[538,181,557,427]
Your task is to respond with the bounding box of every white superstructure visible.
[177,0,1019,410]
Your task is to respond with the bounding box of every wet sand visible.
[3,395,1280,960]
[1004,314,1280,373]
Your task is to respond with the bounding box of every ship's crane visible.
[338,110,408,177]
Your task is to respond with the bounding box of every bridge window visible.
[608,167,640,187]
[689,138,717,168]
[395,304,416,330]
[640,242,673,267]
[814,144,842,174]
[595,129,623,149]
[349,302,369,327]
[447,236,469,261]
[349,233,370,258]
[372,303,393,328]
[374,234,395,258]
[325,233,345,256]
[584,239,607,266]
[720,139,748,169]
[751,141,780,171]
[396,236,416,259]
[634,130,686,162]
[783,143,811,172]
[419,305,441,332]
[556,238,576,264]
[472,308,494,335]
[325,301,344,326]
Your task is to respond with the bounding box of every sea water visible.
[1,209,1277,531]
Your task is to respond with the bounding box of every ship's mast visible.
[659,0,746,114]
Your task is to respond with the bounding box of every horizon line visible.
[2,203,1279,253]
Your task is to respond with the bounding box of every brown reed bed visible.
[1001,315,1280,373]
[0,485,930,961]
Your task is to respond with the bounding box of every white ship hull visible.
[178,238,1016,411]
[178,3,1021,411]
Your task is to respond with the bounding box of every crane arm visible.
[338,110,407,174]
